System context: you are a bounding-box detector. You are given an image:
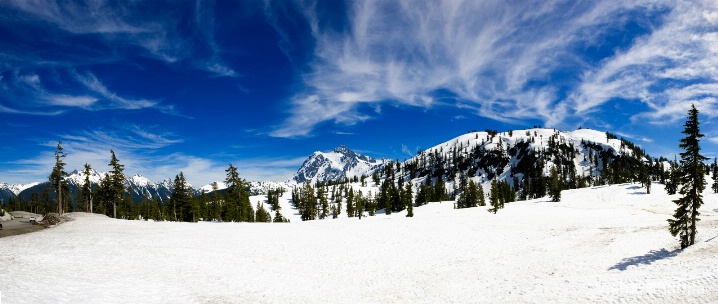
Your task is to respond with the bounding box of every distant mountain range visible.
[0,128,652,204]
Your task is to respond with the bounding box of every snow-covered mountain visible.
[0,182,40,196]
[293,145,388,184]
[0,182,40,202]
[199,180,289,196]
[401,128,646,182]
[5,170,177,202]
[64,169,177,202]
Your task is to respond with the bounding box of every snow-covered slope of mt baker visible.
[293,145,388,184]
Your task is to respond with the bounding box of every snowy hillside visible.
[293,145,388,184]
[404,127,643,180]
[2,181,718,302]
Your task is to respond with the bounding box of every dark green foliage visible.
[712,158,718,194]
[81,163,94,214]
[255,202,271,222]
[457,179,482,209]
[346,188,355,217]
[548,166,561,202]
[318,186,329,219]
[355,191,364,219]
[298,182,317,221]
[107,150,126,219]
[224,164,254,222]
[665,161,679,195]
[487,180,502,214]
[170,172,194,222]
[49,142,67,215]
[668,105,708,249]
[404,182,414,217]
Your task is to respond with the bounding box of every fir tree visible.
[49,142,67,215]
[225,164,253,222]
[669,105,708,249]
[712,158,718,194]
[403,182,414,217]
[641,163,651,194]
[108,150,126,219]
[355,191,364,219]
[81,163,94,213]
[488,180,502,214]
[318,186,329,219]
[477,182,485,207]
[548,166,561,202]
[300,182,317,221]
[346,188,355,217]
[255,202,271,222]
[170,172,193,222]
[665,161,679,195]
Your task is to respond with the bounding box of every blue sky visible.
[2,0,718,186]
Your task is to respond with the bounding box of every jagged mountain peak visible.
[333,145,349,153]
[294,146,387,184]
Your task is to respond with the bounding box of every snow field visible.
[2,182,718,303]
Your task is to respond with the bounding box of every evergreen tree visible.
[300,182,317,221]
[669,105,708,249]
[255,202,271,222]
[477,182,485,207]
[639,163,651,194]
[81,163,94,213]
[548,166,561,202]
[488,180,502,214]
[170,172,193,222]
[712,158,718,194]
[355,191,364,219]
[402,182,414,217]
[49,142,68,215]
[225,164,253,222]
[665,161,679,195]
[346,188,355,217]
[108,150,126,219]
[319,186,329,219]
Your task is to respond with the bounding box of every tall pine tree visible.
[49,142,67,215]
[548,166,561,202]
[81,163,94,213]
[712,158,718,194]
[108,150,126,219]
[668,105,708,249]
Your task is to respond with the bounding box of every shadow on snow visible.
[609,248,680,271]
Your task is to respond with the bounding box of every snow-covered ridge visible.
[404,127,644,181]
[0,182,41,196]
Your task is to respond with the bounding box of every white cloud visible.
[270,0,669,137]
[73,71,158,110]
[573,0,718,124]
[401,144,413,158]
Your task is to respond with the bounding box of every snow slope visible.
[2,182,718,303]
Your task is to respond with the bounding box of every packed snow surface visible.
[2,182,718,303]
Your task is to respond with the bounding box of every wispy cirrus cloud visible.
[0,0,238,116]
[0,69,162,113]
[3,0,236,75]
[572,1,718,125]
[269,0,713,137]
